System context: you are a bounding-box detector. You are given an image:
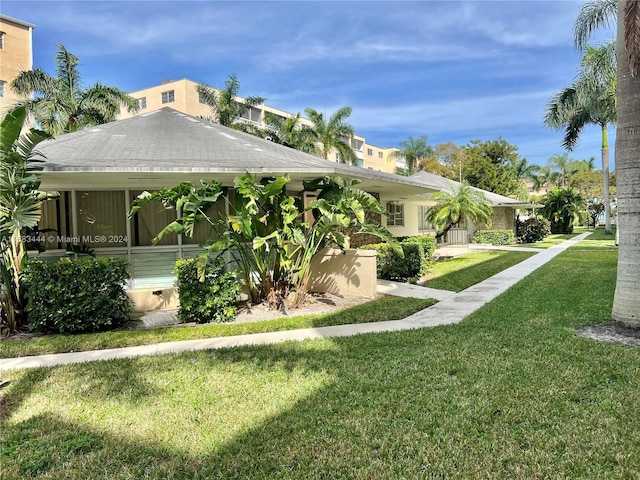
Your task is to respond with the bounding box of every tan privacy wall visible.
[308,248,377,298]
[127,287,179,313]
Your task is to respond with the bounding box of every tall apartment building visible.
[0,14,36,117]
[119,78,400,173]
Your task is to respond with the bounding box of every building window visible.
[198,91,208,104]
[76,191,128,248]
[418,205,434,231]
[0,32,4,50]
[161,90,175,104]
[386,202,404,227]
[378,152,383,159]
[0,81,5,98]
[136,97,147,109]
[367,148,373,156]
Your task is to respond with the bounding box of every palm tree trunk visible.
[612,0,640,334]
[601,125,612,234]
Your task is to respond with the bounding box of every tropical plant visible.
[392,135,434,175]
[544,42,616,234]
[259,112,317,153]
[130,173,395,310]
[10,44,138,136]
[196,73,265,129]
[304,107,357,165]
[612,0,640,332]
[541,187,583,234]
[546,153,575,187]
[0,106,55,333]
[586,198,605,228]
[574,0,617,50]
[424,182,494,240]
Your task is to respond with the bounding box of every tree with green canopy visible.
[392,135,434,175]
[542,186,583,234]
[259,112,317,154]
[10,44,138,136]
[196,73,265,129]
[304,107,357,165]
[544,42,616,234]
[424,182,493,240]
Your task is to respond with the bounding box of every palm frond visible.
[574,0,617,49]
[625,0,640,76]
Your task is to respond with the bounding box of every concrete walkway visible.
[0,233,590,371]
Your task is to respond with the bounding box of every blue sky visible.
[4,0,616,167]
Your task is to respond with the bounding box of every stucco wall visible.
[308,248,377,298]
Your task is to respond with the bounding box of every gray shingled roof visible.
[37,107,437,195]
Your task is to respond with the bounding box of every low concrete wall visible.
[126,287,179,312]
[308,248,377,298]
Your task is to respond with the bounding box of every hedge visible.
[362,236,435,281]
[174,256,242,324]
[472,229,515,246]
[23,257,132,334]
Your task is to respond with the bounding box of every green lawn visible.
[0,296,436,359]
[2,230,637,479]
[424,250,536,292]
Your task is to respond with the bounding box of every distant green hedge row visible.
[362,235,436,281]
[472,229,515,246]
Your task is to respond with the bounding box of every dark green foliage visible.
[23,257,132,334]
[472,229,515,245]
[542,186,583,234]
[174,257,242,324]
[396,235,437,256]
[363,238,434,281]
[516,216,551,244]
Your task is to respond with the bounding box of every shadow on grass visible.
[1,248,636,478]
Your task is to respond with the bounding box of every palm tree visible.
[574,0,617,50]
[392,135,434,175]
[304,107,357,165]
[424,182,493,240]
[541,186,583,234]
[543,42,616,234]
[196,73,265,129]
[612,0,640,332]
[0,106,55,332]
[260,112,316,154]
[546,153,575,187]
[10,44,138,136]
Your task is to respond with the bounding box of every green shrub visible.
[516,216,551,244]
[398,235,437,256]
[174,257,242,324]
[472,229,515,246]
[362,239,434,281]
[23,257,132,334]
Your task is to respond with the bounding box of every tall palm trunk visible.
[601,124,612,234]
[612,0,640,334]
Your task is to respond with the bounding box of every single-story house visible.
[33,107,534,308]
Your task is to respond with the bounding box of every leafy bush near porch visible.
[396,235,437,256]
[472,229,514,246]
[174,257,242,324]
[516,217,551,244]
[23,257,132,334]
[362,237,434,281]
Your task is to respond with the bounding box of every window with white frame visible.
[161,90,175,104]
[136,97,147,109]
[0,32,4,50]
[0,81,5,98]
[198,90,208,104]
[367,148,373,156]
[386,202,404,226]
[378,152,383,158]
[418,205,434,231]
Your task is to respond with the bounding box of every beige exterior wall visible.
[118,78,382,168]
[0,15,35,117]
[363,144,397,173]
[309,248,378,298]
